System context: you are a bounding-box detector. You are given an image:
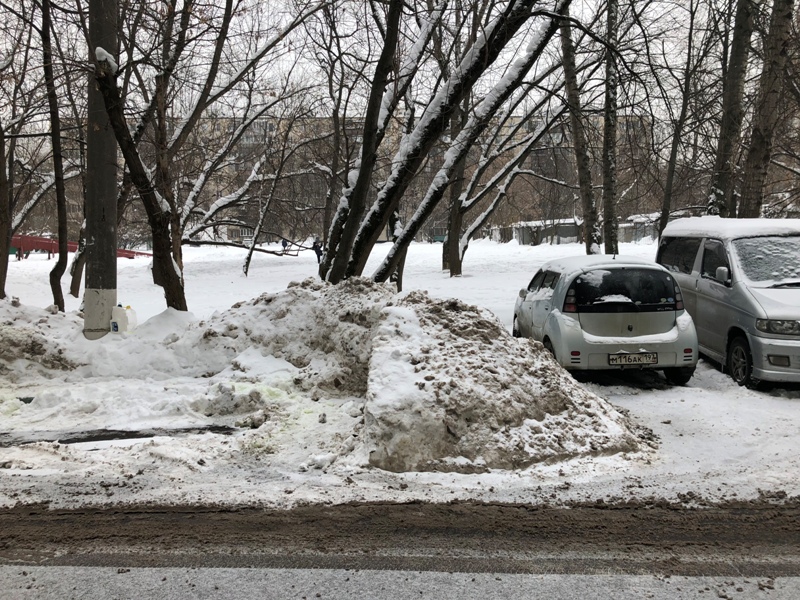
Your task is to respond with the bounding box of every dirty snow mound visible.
[0,301,79,379]
[183,277,396,396]
[363,291,644,472]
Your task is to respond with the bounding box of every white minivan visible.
[656,216,800,387]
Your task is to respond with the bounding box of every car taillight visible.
[674,286,683,310]
[564,289,578,313]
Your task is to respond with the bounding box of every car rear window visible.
[571,268,680,312]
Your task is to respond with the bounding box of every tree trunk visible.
[707,0,758,216]
[69,230,87,298]
[84,0,119,336]
[325,0,404,284]
[353,1,569,282]
[0,125,9,299]
[446,180,465,276]
[602,0,619,255]
[659,0,698,235]
[95,63,188,311]
[387,210,407,292]
[560,11,600,255]
[42,0,68,312]
[738,0,794,218]
[446,106,468,277]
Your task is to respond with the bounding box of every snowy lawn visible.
[1,240,798,509]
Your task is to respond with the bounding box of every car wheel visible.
[727,336,759,388]
[512,318,521,338]
[543,338,556,360]
[663,366,695,386]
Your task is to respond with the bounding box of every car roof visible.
[661,216,800,240]
[539,254,665,279]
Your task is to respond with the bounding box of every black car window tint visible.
[574,268,677,312]
[527,271,546,292]
[657,237,701,274]
[701,239,729,279]
[542,271,560,289]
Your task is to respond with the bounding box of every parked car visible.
[513,254,699,385]
[656,216,800,388]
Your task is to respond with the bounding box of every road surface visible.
[1,502,799,598]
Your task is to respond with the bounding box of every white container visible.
[125,306,138,330]
[110,305,128,333]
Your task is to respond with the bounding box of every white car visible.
[513,255,699,385]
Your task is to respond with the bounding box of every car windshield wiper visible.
[768,280,800,288]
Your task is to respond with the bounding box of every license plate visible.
[608,352,658,366]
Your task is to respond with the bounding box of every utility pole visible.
[83,0,118,339]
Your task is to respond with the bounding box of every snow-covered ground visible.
[1,239,798,510]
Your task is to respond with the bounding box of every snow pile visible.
[364,292,643,472]
[0,303,79,379]
[180,277,396,398]
[0,277,646,476]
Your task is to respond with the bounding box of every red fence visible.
[10,235,152,259]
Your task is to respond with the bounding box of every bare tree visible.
[324,0,572,285]
[0,122,8,298]
[560,6,601,254]
[0,0,51,298]
[95,0,327,311]
[40,0,70,310]
[707,0,760,216]
[738,0,795,217]
[642,0,722,233]
[602,0,619,253]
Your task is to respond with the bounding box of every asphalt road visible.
[1,502,799,598]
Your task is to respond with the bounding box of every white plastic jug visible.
[110,305,128,333]
[125,306,138,330]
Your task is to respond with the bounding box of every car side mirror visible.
[715,266,730,284]
[519,289,528,299]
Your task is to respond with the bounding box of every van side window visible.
[701,239,729,280]
[657,237,701,274]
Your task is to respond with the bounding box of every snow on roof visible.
[662,216,800,239]
[625,212,660,224]
[539,254,662,277]
[514,218,578,228]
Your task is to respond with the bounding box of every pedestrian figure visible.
[312,240,323,264]
[281,239,289,252]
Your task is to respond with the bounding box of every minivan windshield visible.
[572,268,679,312]
[731,235,800,286]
